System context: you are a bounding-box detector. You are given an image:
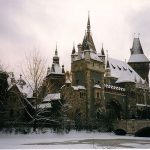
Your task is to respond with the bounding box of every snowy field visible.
[0,129,150,149]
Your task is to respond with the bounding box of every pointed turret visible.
[53,43,59,64]
[62,65,65,73]
[99,43,105,63]
[106,60,110,68]
[82,13,96,52]
[130,37,143,55]
[101,43,105,55]
[128,36,150,83]
[72,43,76,54]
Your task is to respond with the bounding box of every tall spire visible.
[82,12,96,52]
[55,42,58,56]
[87,11,91,32]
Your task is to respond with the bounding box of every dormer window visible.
[123,67,127,71]
[111,64,116,69]
[128,68,133,73]
[117,65,121,70]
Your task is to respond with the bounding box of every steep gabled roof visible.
[108,58,144,84]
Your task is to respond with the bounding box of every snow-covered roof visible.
[7,84,33,98]
[136,103,146,107]
[108,58,144,84]
[38,102,52,109]
[90,52,103,62]
[65,79,71,84]
[43,93,61,102]
[74,51,103,62]
[17,84,33,98]
[93,84,101,89]
[48,64,64,75]
[128,54,149,63]
[72,85,86,90]
[116,71,135,83]
[7,74,33,98]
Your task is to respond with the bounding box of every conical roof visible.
[130,38,143,54]
[128,37,149,63]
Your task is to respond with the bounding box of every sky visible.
[0,0,150,78]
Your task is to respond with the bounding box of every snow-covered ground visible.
[0,129,150,149]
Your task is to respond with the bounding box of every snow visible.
[128,54,149,62]
[136,103,146,107]
[108,58,144,84]
[74,51,103,62]
[65,79,71,84]
[43,93,61,102]
[48,63,64,75]
[38,102,52,109]
[116,70,135,83]
[17,84,33,98]
[7,83,33,98]
[0,130,150,149]
[72,85,86,90]
[93,84,101,88]
[90,52,102,62]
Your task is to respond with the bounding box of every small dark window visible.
[97,92,100,98]
[80,92,84,98]
[76,80,79,85]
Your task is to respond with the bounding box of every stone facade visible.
[61,15,150,126]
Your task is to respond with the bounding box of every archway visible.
[114,129,127,135]
[106,99,122,120]
[135,127,150,137]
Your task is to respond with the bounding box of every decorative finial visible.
[20,74,22,79]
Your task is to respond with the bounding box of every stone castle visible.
[44,14,150,126]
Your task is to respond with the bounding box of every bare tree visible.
[22,49,47,131]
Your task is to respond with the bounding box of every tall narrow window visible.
[97,92,100,98]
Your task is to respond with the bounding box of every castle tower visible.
[98,44,105,63]
[45,45,65,94]
[128,37,150,83]
[71,14,105,123]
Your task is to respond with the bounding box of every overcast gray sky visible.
[0,0,150,78]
